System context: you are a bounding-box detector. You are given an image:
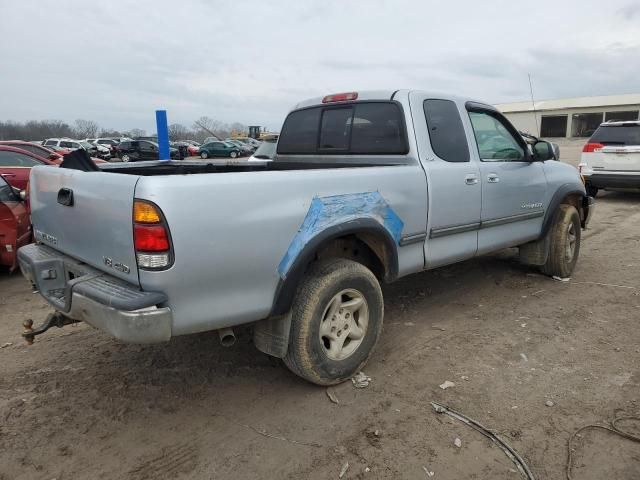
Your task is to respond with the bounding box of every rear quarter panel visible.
[135,164,428,335]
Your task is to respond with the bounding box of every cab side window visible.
[468,111,525,161]
[424,99,469,162]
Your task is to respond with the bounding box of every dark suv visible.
[116,140,180,162]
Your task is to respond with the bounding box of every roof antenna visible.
[528,73,540,137]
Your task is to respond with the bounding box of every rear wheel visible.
[283,258,384,385]
[230,151,238,158]
[201,151,209,159]
[541,204,581,278]
[121,154,130,162]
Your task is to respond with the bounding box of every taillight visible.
[322,92,358,103]
[582,143,603,153]
[133,200,172,270]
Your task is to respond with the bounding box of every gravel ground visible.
[0,190,639,480]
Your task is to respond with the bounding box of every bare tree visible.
[168,123,190,141]
[74,119,100,139]
[128,128,147,138]
[192,116,218,136]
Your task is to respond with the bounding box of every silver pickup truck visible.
[18,90,593,385]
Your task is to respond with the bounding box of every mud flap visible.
[518,234,550,266]
[253,313,292,358]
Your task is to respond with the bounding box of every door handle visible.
[487,173,500,183]
[464,174,478,185]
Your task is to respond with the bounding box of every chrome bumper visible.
[17,243,172,344]
[68,293,172,343]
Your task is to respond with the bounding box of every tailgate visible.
[599,146,640,171]
[29,165,140,284]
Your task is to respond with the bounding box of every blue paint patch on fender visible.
[277,192,404,278]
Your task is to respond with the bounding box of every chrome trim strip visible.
[399,232,427,246]
[429,210,544,238]
[480,210,544,228]
[430,222,481,239]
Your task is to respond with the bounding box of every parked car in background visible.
[187,144,200,156]
[580,120,640,197]
[116,140,180,162]
[0,141,64,163]
[248,135,278,161]
[44,138,84,151]
[46,145,73,155]
[0,145,57,190]
[85,139,115,159]
[0,175,30,271]
[234,137,262,148]
[199,141,241,158]
[224,139,254,156]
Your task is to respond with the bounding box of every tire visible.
[585,183,598,197]
[121,154,130,162]
[283,258,384,385]
[230,151,238,158]
[541,204,581,278]
[201,151,208,159]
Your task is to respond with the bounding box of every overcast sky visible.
[1,0,639,132]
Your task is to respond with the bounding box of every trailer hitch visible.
[22,313,80,345]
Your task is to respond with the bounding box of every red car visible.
[0,145,58,190]
[0,175,30,271]
[0,140,65,164]
[0,141,105,166]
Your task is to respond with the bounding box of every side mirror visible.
[533,140,555,161]
[19,190,27,201]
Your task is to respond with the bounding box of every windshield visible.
[590,124,640,146]
[252,140,277,159]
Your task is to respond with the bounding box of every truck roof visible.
[292,89,487,110]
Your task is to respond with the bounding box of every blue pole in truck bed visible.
[156,110,170,160]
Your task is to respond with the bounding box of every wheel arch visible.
[540,183,587,238]
[269,218,399,317]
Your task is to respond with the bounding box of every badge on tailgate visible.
[103,256,131,274]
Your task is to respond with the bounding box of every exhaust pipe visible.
[218,327,236,347]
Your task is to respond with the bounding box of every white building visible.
[496,93,640,138]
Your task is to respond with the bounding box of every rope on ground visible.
[566,415,640,480]
[431,402,536,480]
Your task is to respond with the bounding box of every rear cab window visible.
[277,101,408,156]
[589,123,640,146]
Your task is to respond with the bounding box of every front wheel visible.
[120,154,130,162]
[542,204,581,278]
[284,258,384,385]
[200,151,208,159]
[230,151,238,158]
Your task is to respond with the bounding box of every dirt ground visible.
[1,191,639,480]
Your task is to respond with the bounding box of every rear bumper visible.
[17,243,172,344]
[583,173,640,189]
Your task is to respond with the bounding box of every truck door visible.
[410,94,482,268]
[465,106,547,254]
